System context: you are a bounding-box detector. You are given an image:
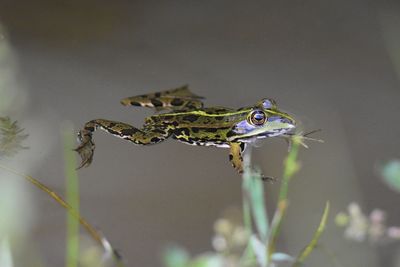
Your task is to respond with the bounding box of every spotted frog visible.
[75,85,296,179]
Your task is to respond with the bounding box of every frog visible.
[75,85,296,180]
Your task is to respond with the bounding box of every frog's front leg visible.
[228,142,246,174]
[228,142,274,182]
[75,119,172,169]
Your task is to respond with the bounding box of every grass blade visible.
[63,125,80,267]
[293,201,330,266]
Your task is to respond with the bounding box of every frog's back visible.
[145,106,248,148]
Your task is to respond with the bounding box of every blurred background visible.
[1,0,400,266]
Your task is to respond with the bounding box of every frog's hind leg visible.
[120,85,204,111]
[75,119,172,169]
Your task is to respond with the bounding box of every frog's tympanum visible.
[75,85,296,179]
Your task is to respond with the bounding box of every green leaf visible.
[381,160,400,192]
[250,175,268,242]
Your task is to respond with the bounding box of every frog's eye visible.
[249,110,267,126]
[262,98,277,109]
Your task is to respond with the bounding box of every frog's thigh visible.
[84,119,170,145]
[228,142,246,174]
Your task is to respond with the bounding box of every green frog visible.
[75,85,296,179]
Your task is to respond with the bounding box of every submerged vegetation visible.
[163,136,330,267]
[0,116,28,158]
[0,120,122,267]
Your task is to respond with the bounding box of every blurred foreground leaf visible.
[243,168,268,242]
[163,245,190,267]
[0,238,13,267]
[63,124,80,267]
[381,160,400,192]
[189,254,223,267]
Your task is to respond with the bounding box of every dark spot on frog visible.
[229,154,233,161]
[151,137,160,143]
[191,127,200,133]
[240,143,246,151]
[215,116,224,120]
[204,128,218,133]
[84,126,95,132]
[130,101,142,106]
[171,121,179,127]
[153,129,166,134]
[171,98,184,106]
[183,114,199,122]
[163,115,173,120]
[150,98,163,107]
[186,139,194,144]
[180,128,190,136]
[215,134,221,138]
[155,92,161,97]
[226,130,235,138]
[120,128,139,136]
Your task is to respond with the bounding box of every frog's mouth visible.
[260,116,296,137]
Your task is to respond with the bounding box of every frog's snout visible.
[283,117,296,128]
[266,115,295,128]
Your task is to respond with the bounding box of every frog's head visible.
[227,98,295,142]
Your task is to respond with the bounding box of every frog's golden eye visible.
[249,110,267,126]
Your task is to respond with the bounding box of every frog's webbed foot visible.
[74,129,95,169]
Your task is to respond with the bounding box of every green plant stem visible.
[63,128,80,267]
[268,138,301,258]
[242,185,252,233]
[293,201,330,267]
[279,139,300,202]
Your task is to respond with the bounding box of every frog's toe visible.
[261,175,277,183]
